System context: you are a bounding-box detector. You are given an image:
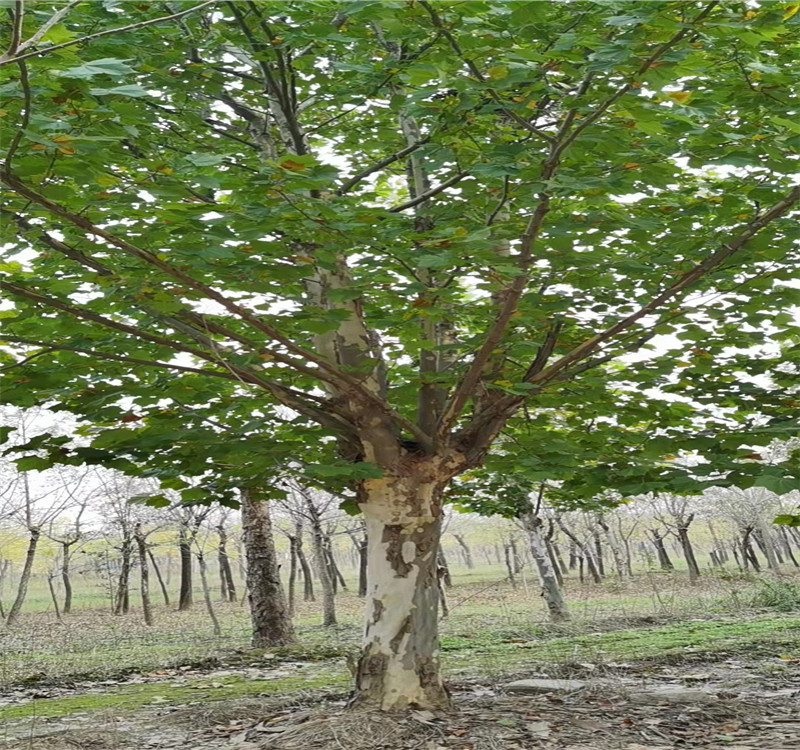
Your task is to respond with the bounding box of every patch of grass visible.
[440,613,800,674]
[0,669,349,721]
[750,579,800,612]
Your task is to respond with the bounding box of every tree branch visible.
[0,1,217,66]
[387,171,468,213]
[337,138,430,195]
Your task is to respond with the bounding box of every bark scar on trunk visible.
[371,598,385,624]
[382,524,412,577]
[389,614,412,655]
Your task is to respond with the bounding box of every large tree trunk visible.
[134,525,154,626]
[354,476,448,710]
[6,527,40,626]
[520,511,570,623]
[241,489,295,647]
[148,550,170,606]
[178,529,193,611]
[61,541,74,614]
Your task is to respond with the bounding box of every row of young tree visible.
[3,441,799,633]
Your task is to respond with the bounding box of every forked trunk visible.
[354,475,448,710]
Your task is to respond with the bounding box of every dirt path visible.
[1,648,798,749]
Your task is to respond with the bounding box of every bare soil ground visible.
[2,643,798,750]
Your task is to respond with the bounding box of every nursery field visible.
[2,568,800,749]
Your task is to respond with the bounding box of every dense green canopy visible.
[1,1,799,503]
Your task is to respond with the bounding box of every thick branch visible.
[463,184,800,445]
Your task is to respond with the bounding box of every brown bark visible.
[217,524,237,602]
[241,489,295,647]
[178,529,193,610]
[134,524,154,626]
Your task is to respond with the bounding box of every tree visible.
[240,487,295,647]
[3,2,800,708]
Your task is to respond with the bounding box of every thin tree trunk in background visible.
[593,529,605,577]
[303,496,336,626]
[707,520,728,564]
[61,541,74,614]
[148,551,170,606]
[135,525,153,626]
[197,553,221,637]
[597,515,626,578]
[568,543,578,571]
[521,511,570,622]
[114,537,132,614]
[438,565,449,616]
[677,519,701,583]
[241,489,295,646]
[296,532,315,602]
[217,524,237,602]
[47,575,62,622]
[437,549,452,588]
[510,537,522,574]
[165,553,172,585]
[325,536,347,591]
[0,559,9,618]
[755,518,780,572]
[556,519,601,584]
[552,541,569,576]
[742,528,761,572]
[453,534,474,569]
[504,543,517,588]
[494,544,503,565]
[178,529,193,610]
[6,527,40,626]
[287,534,298,616]
[650,529,675,571]
[779,527,799,567]
[545,538,564,587]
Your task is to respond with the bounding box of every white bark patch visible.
[401,541,417,565]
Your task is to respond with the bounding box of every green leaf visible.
[60,58,136,79]
[15,456,53,472]
[89,85,149,98]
